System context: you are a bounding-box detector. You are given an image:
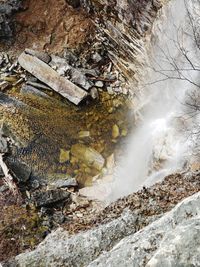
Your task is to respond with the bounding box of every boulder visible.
[3,192,200,267]
[4,158,31,183]
[71,144,105,171]
[18,52,88,105]
[32,189,70,207]
[10,210,138,267]
[88,192,200,267]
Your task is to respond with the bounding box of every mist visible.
[108,0,200,202]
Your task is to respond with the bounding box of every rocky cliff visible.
[79,0,163,83]
[4,190,200,267]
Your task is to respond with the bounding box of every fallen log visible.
[18,52,88,105]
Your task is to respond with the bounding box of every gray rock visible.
[90,87,99,100]
[95,81,104,88]
[0,166,4,177]
[52,211,65,224]
[50,55,93,90]
[32,189,70,207]
[5,158,31,182]
[0,81,11,91]
[70,69,93,90]
[13,210,138,267]
[30,179,40,189]
[0,135,8,153]
[92,52,102,63]
[146,218,200,267]
[25,49,51,64]
[88,192,200,267]
[18,52,88,105]
[0,184,9,192]
[5,193,200,267]
[49,177,78,189]
[20,84,49,98]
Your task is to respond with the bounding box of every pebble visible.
[90,87,99,100]
[59,149,70,163]
[112,124,120,139]
[95,81,104,88]
[0,184,9,193]
[0,81,10,91]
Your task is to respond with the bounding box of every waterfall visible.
[109,0,200,201]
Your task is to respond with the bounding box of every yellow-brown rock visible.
[71,144,105,171]
[59,149,70,163]
[112,124,120,139]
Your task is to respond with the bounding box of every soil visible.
[1,0,95,56]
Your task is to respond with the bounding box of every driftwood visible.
[0,154,22,199]
[18,52,88,105]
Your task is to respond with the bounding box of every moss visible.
[0,85,132,185]
[0,205,48,261]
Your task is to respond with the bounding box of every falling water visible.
[109,0,200,201]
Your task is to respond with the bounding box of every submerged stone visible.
[112,124,120,139]
[59,149,70,163]
[71,144,105,171]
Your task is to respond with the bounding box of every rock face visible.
[0,0,22,39]
[7,192,200,267]
[89,192,200,267]
[81,0,162,82]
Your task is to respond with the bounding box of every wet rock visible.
[20,84,49,98]
[71,144,105,171]
[26,81,52,91]
[78,131,90,139]
[59,149,70,163]
[112,124,120,139]
[49,177,78,189]
[32,189,70,207]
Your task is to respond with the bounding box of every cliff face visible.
[80,0,162,83]
[0,0,22,39]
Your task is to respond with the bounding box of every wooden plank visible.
[18,52,88,105]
